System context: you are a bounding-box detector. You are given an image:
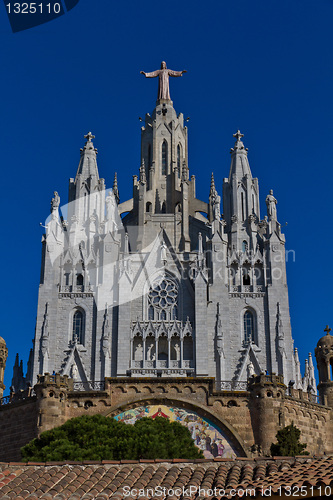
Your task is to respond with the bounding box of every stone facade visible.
[3,74,332,462]
[12,92,315,390]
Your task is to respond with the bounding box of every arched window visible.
[161,202,166,213]
[161,141,168,175]
[242,241,248,253]
[244,310,254,345]
[73,310,84,344]
[147,144,151,168]
[146,202,152,213]
[148,305,154,321]
[76,274,83,286]
[172,305,178,320]
[243,268,250,285]
[177,144,182,178]
[241,192,245,221]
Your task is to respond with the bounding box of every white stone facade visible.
[23,98,314,391]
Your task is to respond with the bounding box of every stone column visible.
[168,337,171,368]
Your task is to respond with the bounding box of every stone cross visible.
[84,131,95,143]
[324,325,332,335]
[233,130,244,142]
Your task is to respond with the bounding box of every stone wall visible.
[0,374,332,461]
[0,397,38,461]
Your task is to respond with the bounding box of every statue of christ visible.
[141,61,187,101]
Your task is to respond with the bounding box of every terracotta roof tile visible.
[1,457,333,499]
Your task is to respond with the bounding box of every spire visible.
[113,172,120,204]
[209,172,221,222]
[308,353,317,395]
[75,131,100,184]
[294,347,302,390]
[229,130,252,180]
[223,130,260,228]
[210,172,216,195]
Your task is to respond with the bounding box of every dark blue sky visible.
[1,0,332,392]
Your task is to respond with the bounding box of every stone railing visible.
[215,380,248,392]
[73,381,105,392]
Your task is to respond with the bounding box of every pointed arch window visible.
[162,141,168,175]
[177,144,182,178]
[73,310,85,344]
[244,310,255,345]
[148,305,154,321]
[148,144,151,168]
[76,274,83,286]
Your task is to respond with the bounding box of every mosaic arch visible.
[114,405,238,459]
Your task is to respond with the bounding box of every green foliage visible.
[21,415,203,462]
[270,422,309,456]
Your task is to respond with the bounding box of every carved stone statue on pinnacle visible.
[51,191,60,213]
[141,61,187,101]
[265,189,277,220]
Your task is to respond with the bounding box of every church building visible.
[20,62,314,391]
[2,63,331,462]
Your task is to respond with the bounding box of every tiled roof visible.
[0,456,332,499]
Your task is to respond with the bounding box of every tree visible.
[21,415,203,462]
[270,422,309,456]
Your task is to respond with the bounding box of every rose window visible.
[148,278,178,320]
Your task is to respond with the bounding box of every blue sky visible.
[1,0,332,392]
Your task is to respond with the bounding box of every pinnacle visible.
[82,132,97,153]
[231,129,247,153]
[210,172,216,191]
[113,172,120,203]
[84,131,95,143]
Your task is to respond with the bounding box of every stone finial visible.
[84,131,95,143]
[233,130,244,142]
[324,325,332,336]
[113,172,120,204]
[230,130,248,153]
[210,172,216,194]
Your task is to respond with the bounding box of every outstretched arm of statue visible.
[140,70,160,78]
[168,70,187,77]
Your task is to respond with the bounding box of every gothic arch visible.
[69,307,86,345]
[103,395,250,457]
[161,140,168,175]
[240,307,257,346]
